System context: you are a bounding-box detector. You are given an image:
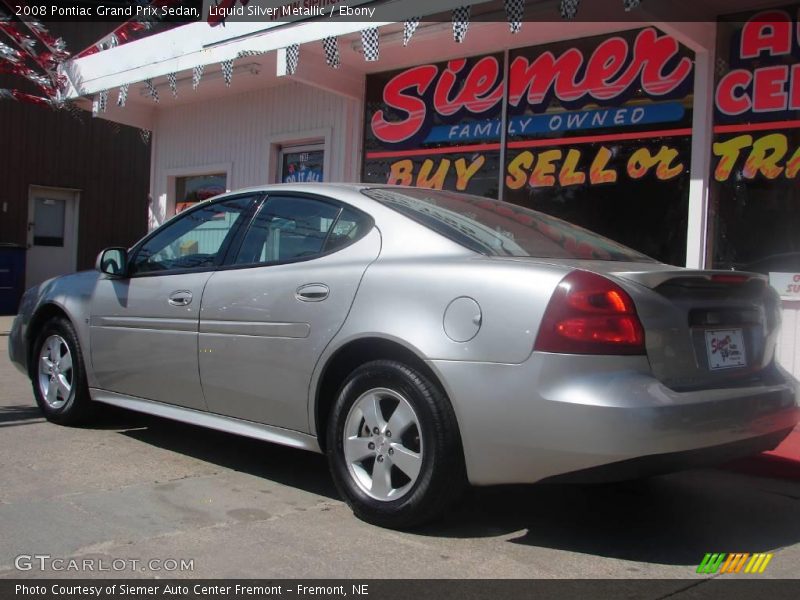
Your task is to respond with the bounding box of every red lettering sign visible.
[740,10,792,58]
[371,28,693,144]
[715,10,800,117]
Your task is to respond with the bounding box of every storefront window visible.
[710,8,800,278]
[175,173,227,214]
[362,30,694,265]
[504,30,694,266]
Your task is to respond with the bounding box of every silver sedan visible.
[8,184,799,528]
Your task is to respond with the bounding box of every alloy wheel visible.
[343,387,423,501]
[38,335,73,409]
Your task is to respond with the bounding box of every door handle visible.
[168,290,193,306]
[296,283,329,302]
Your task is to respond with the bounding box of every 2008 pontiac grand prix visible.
[9,184,799,528]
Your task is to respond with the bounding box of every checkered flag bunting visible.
[144,79,159,103]
[237,50,265,58]
[403,17,420,46]
[221,59,234,86]
[560,0,580,19]
[192,64,204,90]
[452,6,470,43]
[98,89,108,112]
[322,36,340,69]
[117,83,129,107]
[623,0,641,11]
[139,129,151,145]
[505,0,524,33]
[167,73,177,98]
[362,27,379,62]
[286,44,299,75]
[715,57,729,78]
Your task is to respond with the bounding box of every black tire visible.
[327,359,467,529]
[30,316,95,426]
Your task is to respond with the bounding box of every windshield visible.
[362,187,655,262]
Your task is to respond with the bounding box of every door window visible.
[32,198,66,247]
[234,196,370,265]
[131,196,254,275]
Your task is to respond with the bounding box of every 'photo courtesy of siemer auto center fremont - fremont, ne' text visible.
[1,0,800,596]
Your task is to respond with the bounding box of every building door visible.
[26,186,79,288]
[279,144,325,183]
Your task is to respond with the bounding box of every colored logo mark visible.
[697,553,773,574]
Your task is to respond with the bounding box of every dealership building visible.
[61,0,799,376]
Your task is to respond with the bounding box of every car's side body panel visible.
[198,228,382,432]
[9,271,101,385]
[89,272,213,410]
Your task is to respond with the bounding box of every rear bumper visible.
[429,353,800,486]
[540,428,792,483]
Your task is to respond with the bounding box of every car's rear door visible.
[89,195,258,410]
[197,193,380,432]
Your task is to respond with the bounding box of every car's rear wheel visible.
[31,317,95,425]
[327,359,466,529]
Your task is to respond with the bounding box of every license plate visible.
[704,329,747,370]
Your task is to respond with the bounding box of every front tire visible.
[327,359,466,529]
[31,317,95,425]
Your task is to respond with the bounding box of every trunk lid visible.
[501,258,783,390]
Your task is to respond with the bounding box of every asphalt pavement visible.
[1,322,799,585]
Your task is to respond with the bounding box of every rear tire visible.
[327,359,466,529]
[31,317,95,425]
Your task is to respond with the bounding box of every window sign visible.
[281,148,324,183]
[175,173,227,214]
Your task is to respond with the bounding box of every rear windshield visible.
[362,187,655,262]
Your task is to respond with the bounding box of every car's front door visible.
[198,194,380,431]
[89,195,258,409]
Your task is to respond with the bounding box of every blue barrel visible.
[0,244,26,315]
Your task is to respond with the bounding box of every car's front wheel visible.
[31,317,95,425]
[327,359,466,529]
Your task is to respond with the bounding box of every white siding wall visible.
[149,81,362,227]
[777,304,800,378]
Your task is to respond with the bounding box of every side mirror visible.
[96,247,128,278]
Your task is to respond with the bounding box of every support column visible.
[652,21,717,269]
[686,38,717,269]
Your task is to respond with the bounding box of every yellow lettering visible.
[387,159,414,186]
[454,156,485,191]
[589,146,617,184]
[713,135,752,181]
[505,151,533,190]
[743,133,787,179]
[559,149,585,187]
[417,159,449,189]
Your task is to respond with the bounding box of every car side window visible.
[234,196,367,265]
[130,196,254,275]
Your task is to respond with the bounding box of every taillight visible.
[534,270,645,355]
